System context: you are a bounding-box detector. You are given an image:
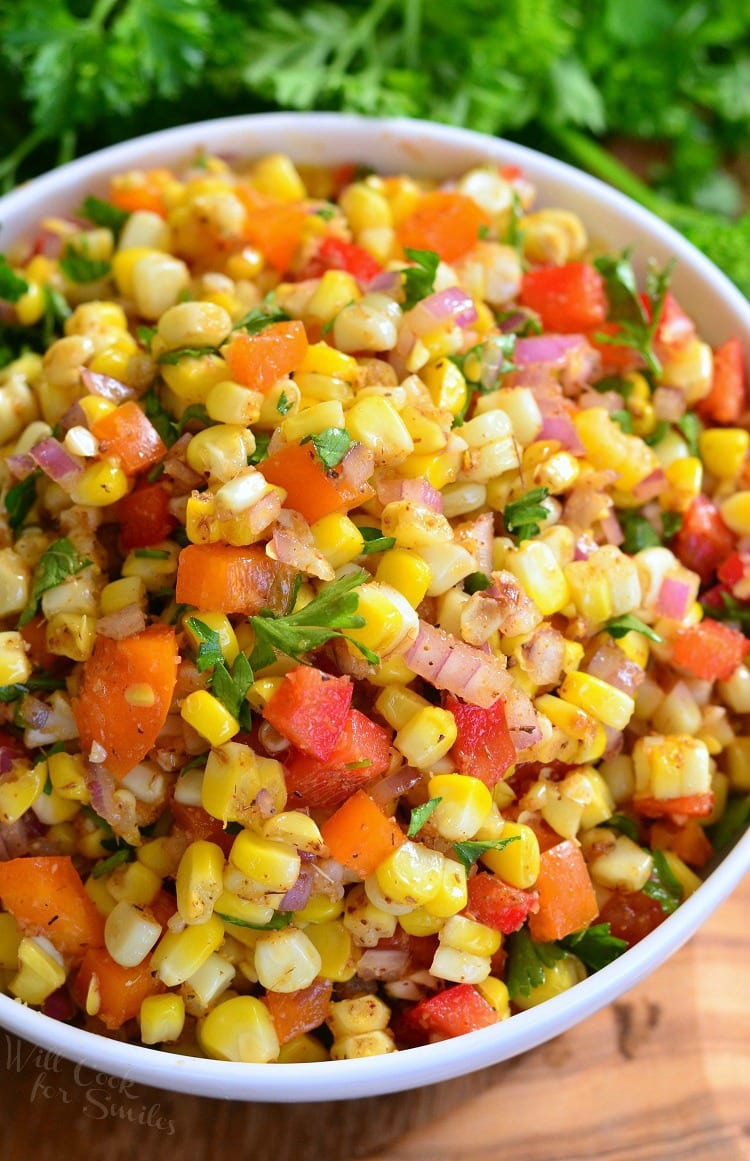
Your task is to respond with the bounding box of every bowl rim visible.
[0,111,748,1102]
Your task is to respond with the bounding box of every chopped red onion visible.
[357,949,410,982]
[96,603,147,640]
[366,270,402,295]
[632,468,667,503]
[574,534,598,561]
[657,576,693,621]
[340,442,374,490]
[85,763,140,844]
[0,747,15,775]
[30,438,83,491]
[539,414,586,455]
[503,685,541,750]
[515,334,584,367]
[23,697,50,730]
[279,867,313,913]
[58,400,89,433]
[585,640,645,697]
[80,367,137,402]
[368,766,423,809]
[5,453,36,480]
[454,511,494,575]
[603,725,624,760]
[653,386,686,422]
[43,988,76,1022]
[405,621,513,708]
[408,287,478,336]
[600,509,624,546]
[376,477,443,513]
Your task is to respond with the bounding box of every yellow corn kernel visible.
[244,677,283,714]
[106,860,162,906]
[16,280,46,326]
[0,631,32,686]
[398,907,444,936]
[185,423,255,483]
[10,937,66,1005]
[205,380,263,426]
[342,883,398,948]
[310,513,365,568]
[430,945,491,984]
[254,927,322,992]
[85,872,118,917]
[295,893,344,925]
[0,548,31,618]
[229,831,300,894]
[375,685,430,731]
[562,640,585,674]
[199,995,279,1063]
[661,338,713,404]
[427,773,492,842]
[298,342,359,381]
[275,1033,327,1063]
[375,840,443,907]
[161,353,229,406]
[181,690,239,747]
[183,611,239,666]
[151,913,225,987]
[345,396,414,465]
[478,820,540,888]
[281,399,344,443]
[380,500,453,549]
[368,654,417,688]
[31,784,80,826]
[558,670,635,731]
[633,734,711,800]
[699,428,749,479]
[421,358,468,417]
[140,993,185,1045]
[304,919,357,982]
[328,994,391,1042]
[564,561,613,627]
[345,581,418,658]
[249,153,305,202]
[719,491,750,536]
[660,850,701,897]
[439,914,501,957]
[69,460,129,507]
[263,813,325,858]
[535,694,607,764]
[202,742,286,826]
[586,831,654,892]
[137,836,182,879]
[662,456,703,512]
[423,857,468,918]
[375,548,432,609]
[724,738,750,791]
[395,706,457,770]
[0,761,46,825]
[514,952,587,1010]
[614,629,650,669]
[0,912,21,969]
[477,976,510,1019]
[99,575,145,615]
[505,541,570,616]
[176,840,225,925]
[104,900,162,968]
[306,270,361,325]
[215,890,274,930]
[330,1030,397,1060]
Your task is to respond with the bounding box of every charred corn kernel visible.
[183,954,236,1017]
[514,952,587,1010]
[205,380,263,426]
[477,976,510,1019]
[381,501,453,549]
[310,513,364,568]
[104,900,161,968]
[343,884,398,947]
[183,612,239,666]
[421,359,468,416]
[151,913,225,987]
[559,671,635,731]
[107,860,161,907]
[277,1034,329,1063]
[661,850,701,897]
[0,761,46,825]
[661,338,713,404]
[306,270,361,325]
[135,836,181,879]
[229,831,300,894]
[479,820,540,887]
[724,738,750,791]
[157,301,232,351]
[0,913,21,969]
[304,919,357,982]
[418,542,476,596]
[0,550,30,618]
[439,914,501,957]
[398,907,444,936]
[428,773,492,842]
[263,812,326,856]
[328,994,391,1041]
[633,734,711,800]
[662,456,703,512]
[245,676,284,713]
[430,945,491,984]
[202,742,286,826]
[140,993,185,1045]
[295,894,344,925]
[199,994,279,1063]
[281,400,344,444]
[69,461,129,507]
[298,342,359,381]
[699,428,749,479]
[587,832,654,892]
[395,706,457,770]
[181,690,238,747]
[330,1030,397,1060]
[719,491,750,535]
[0,631,31,686]
[214,891,274,930]
[375,840,443,907]
[521,208,587,264]
[375,684,430,731]
[345,395,413,464]
[10,937,66,1005]
[375,548,432,608]
[185,423,255,483]
[176,840,225,925]
[345,581,419,658]
[536,694,607,763]
[422,857,468,918]
[254,928,322,993]
[505,541,570,616]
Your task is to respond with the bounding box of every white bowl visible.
[0,113,748,1102]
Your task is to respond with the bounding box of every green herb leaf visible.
[358,526,396,555]
[78,195,130,236]
[143,387,178,447]
[604,613,663,643]
[216,910,293,931]
[619,510,661,554]
[610,408,634,434]
[642,849,684,915]
[506,927,566,1000]
[232,304,291,334]
[676,412,702,457]
[402,248,440,311]
[464,571,491,594]
[560,922,627,970]
[706,793,750,852]
[644,420,670,447]
[133,547,170,560]
[176,403,210,434]
[5,470,39,532]
[453,835,519,874]
[157,345,220,365]
[19,537,91,627]
[594,252,674,375]
[661,510,683,540]
[211,652,253,722]
[185,617,225,673]
[407,797,442,838]
[315,205,336,221]
[503,486,550,544]
[248,432,271,466]
[606,813,640,842]
[0,255,29,303]
[180,752,209,775]
[302,426,352,470]
[701,591,750,633]
[137,324,157,346]
[59,246,111,284]
[276,389,292,416]
[91,846,135,879]
[249,568,378,669]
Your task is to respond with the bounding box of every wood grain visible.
[1,880,748,1161]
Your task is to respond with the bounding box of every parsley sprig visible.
[185,618,253,726]
[503,487,550,544]
[594,251,674,375]
[604,613,663,643]
[642,849,684,915]
[401,248,439,311]
[407,798,442,838]
[301,427,352,470]
[19,538,92,627]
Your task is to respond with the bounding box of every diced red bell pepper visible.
[640,290,695,350]
[672,494,736,584]
[170,800,235,856]
[527,840,598,942]
[635,793,715,819]
[717,550,750,588]
[445,695,516,788]
[596,890,666,946]
[519,262,608,333]
[118,482,177,549]
[283,708,393,809]
[303,236,383,283]
[407,984,498,1039]
[465,872,539,935]
[91,401,167,476]
[672,618,747,681]
[262,666,353,761]
[698,337,748,425]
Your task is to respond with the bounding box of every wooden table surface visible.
[1,877,748,1161]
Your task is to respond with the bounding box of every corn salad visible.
[0,149,746,1061]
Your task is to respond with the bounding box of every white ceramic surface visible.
[0,113,748,1102]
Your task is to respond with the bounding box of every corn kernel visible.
[423,857,468,918]
[254,927,322,992]
[439,914,501,957]
[104,900,162,968]
[151,914,225,987]
[398,907,445,936]
[99,575,146,615]
[514,952,587,1010]
[395,706,457,770]
[140,993,185,1045]
[310,513,364,568]
[375,840,443,907]
[430,945,491,984]
[328,994,391,1040]
[176,840,225,925]
[558,670,635,731]
[106,860,162,907]
[303,919,357,981]
[633,734,711,800]
[199,995,279,1063]
[374,685,430,731]
[342,883,398,947]
[214,890,274,930]
[0,913,22,969]
[0,761,46,825]
[181,690,239,747]
[69,461,129,507]
[202,741,286,826]
[229,830,300,894]
[699,428,749,479]
[10,937,66,1004]
[505,541,570,616]
[719,491,750,536]
[428,773,492,842]
[587,832,654,891]
[344,581,418,658]
[375,548,432,608]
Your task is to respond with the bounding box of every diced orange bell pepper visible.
[649,820,713,868]
[321,790,405,877]
[672,618,748,682]
[91,401,167,476]
[264,979,333,1045]
[108,169,170,218]
[259,441,373,525]
[236,188,308,273]
[226,321,308,393]
[527,840,598,942]
[398,191,490,263]
[635,793,715,820]
[0,856,104,960]
[698,337,748,425]
[74,625,180,779]
[175,543,296,615]
[73,946,164,1030]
